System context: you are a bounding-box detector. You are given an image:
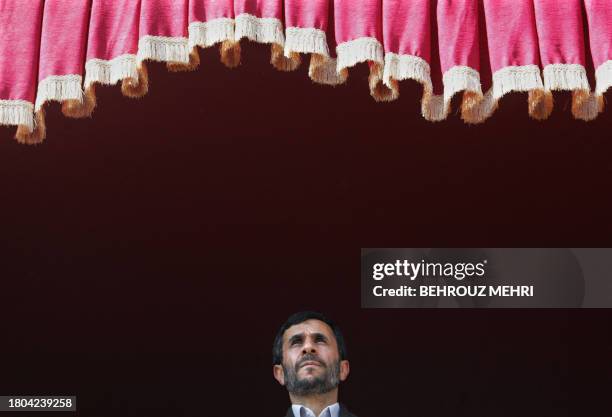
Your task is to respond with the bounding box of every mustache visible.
[296,354,326,370]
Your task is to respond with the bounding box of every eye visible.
[315,335,326,343]
[290,338,302,346]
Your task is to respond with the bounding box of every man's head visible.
[272,311,350,396]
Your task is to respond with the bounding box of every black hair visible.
[272,311,347,365]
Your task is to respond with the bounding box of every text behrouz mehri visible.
[372,285,534,297]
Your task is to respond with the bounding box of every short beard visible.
[283,356,340,396]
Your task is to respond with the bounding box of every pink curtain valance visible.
[0,0,610,144]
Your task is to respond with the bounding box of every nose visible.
[301,336,317,355]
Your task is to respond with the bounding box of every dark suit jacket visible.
[284,403,358,417]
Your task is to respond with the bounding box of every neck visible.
[289,388,338,417]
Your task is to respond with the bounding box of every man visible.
[272,311,358,417]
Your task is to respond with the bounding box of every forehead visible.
[283,319,336,342]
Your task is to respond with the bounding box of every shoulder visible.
[339,403,359,417]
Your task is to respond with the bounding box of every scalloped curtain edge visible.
[188,17,235,49]
[416,66,482,121]
[235,13,284,45]
[84,54,140,88]
[492,65,544,97]
[596,59,612,96]
[382,56,547,123]
[443,65,482,101]
[3,28,611,136]
[383,53,431,89]
[415,65,482,122]
[0,99,34,132]
[35,74,84,111]
[309,54,347,85]
[382,54,605,122]
[462,65,545,123]
[284,27,329,57]
[543,63,590,91]
[336,37,384,72]
[284,28,345,85]
[542,63,604,121]
[138,35,190,64]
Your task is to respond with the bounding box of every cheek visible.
[319,347,337,364]
[286,352,299,368]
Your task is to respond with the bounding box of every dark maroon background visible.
[0,42,611,417]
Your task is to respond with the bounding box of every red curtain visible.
[0,0,610,143]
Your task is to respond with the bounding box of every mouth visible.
[300,361,323,368]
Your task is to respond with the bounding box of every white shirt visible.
[292,403,340,417]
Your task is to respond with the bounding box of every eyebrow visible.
[288,334,304,345]
[287,332,329,345]
[312,332,328,341]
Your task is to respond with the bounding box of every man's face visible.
[273,319,349,395]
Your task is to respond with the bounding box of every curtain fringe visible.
[336,37,384,74]
[167,49,201,72]
[3,20,610,142]
[188,18,235,49]
[235,14,284,45]
[85,54,140,88]
[0,99,35,132]
[596,60,612,96]
[462,65,545,123]
[543,63,590,91]
[63,84,97,119]
[138,35,190,64]
[34,74,84,111]
[284,27,329,57]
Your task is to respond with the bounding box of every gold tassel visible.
[15,108,46,144]
[309,53,348,86]
[368,62,399,102]
[220,40,241,68]
[270,43,301,72]
[460,91,493,124]
[528,89,553,121]
[571,89,603,121]
[62,84,97,118]
[167,49,201,72]
[121,62,149,98]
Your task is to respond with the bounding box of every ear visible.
[273,364,286,386]
[339,360,350,381]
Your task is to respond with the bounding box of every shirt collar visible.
[292,402,340,417]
